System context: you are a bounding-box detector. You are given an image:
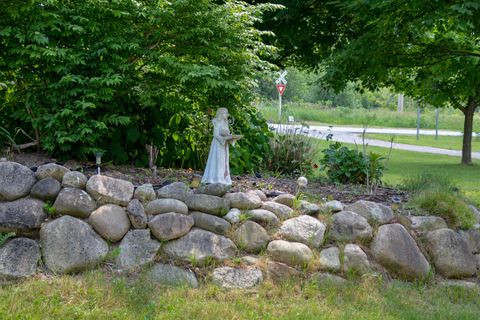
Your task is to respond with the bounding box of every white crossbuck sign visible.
[275,70,288,84]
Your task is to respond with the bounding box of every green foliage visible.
[320,142,385,185]
[0,0,278,171]
[402,173,458,194]
[413,191,476,230]
[43,201,56,217]
[266,124,324,176]
[0,232,15,247]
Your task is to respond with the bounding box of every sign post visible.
[275,70,287,121]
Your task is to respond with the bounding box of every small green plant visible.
[402,173,457,193]
[43,201,56,216]
[0,232,15,246]
[238,212,252,222]
[413,191,476,229]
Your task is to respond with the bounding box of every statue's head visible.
[214,108,229,121]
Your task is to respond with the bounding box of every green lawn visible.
[0,271,478,319]
[257,101,480,132]
[364,134,480,152]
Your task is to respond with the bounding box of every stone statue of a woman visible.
[201,108,241,185]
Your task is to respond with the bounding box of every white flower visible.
[297,176,308,187]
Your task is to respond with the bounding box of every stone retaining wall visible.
[0,161,479,289]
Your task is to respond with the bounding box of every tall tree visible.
[255,0,480,164]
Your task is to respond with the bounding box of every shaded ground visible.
[11,151,407,205]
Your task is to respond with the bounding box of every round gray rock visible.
[267,240,313,267]
[0,198,46,235]
[189,211,231,235]
[278,215,326,248]
[148,212,194,241]
[319,247,341,272]
[212,266,263,289]
[272,193,295,208]
[146,199,188,215]
[329,211,373,242]
[36,163,70,181]
[162,228,237,265]
[0,161,36,201]
[156,182,193,202]
[321,200,344,213]
[267,261,301,282]
[409,216,448,234]
[249,190,267,201]
[346,200,394,225]
[224,192,262,210]
[224,208,241,224]
[299,200,320,215]
[117,229,160,270]
[371,223,430,280]
[426,228,477,278]
[134,184,156,205]
[53,187,97,219]
[62,171,88,189]
[147,263,198,288]
[459,229,480,254]
[86,175,134,206]
[343,244,370,275]
[185,194,230,216]
[30,177,61,201]
[234,221,270,253]
[126,199,148,229]
[0,237,40,279]
[261,201,294,220]
[247,209,280,227]
[196,183,230,197]
[40,216,109,273]
[89,204,131,242]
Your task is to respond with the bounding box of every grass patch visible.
[0,271,479,319]
[364,134,480,152]
[257,101,480,131]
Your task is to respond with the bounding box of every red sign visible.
[276,83,286,95]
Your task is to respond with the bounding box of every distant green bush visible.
[413,191,476,230]
[402,173,458,193]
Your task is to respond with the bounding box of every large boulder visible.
[0,198,46,235]
[53,187,97,219]
[156,182,193,202]
[409,216,448,234]
[328,211,373,242]
[126,199,148,229]
[272,193,295,208]
[321,200,344,213]
[146,263,198,288]
[224,192,262,210]
[233,221,270,253]
[299,200,320,215]
[247,209,280,227]
[133,184,156,205]
[0,238,40,279]
[30,177,61,201]
[459,229,480,254]
[346,200,394,225]
[185,194,230,216]
[371,223,430,280]
[88,204,131,242]
[35,163,70,181]
[197,183,231,197]
[86,175,134,206]
[278,215,326,248]
[162,228,236,265]
[319,247,341,272]
[426,228,477,278]
[267,240,313,267]
[266,261,301,283]
[0,161,36,201]
[40,216,109,273]
[117,230,160,271]
[343,244,370,275]
[148,212,194,241]
[189,211,231,235]
[212,267,263,289]
[61,171,88,189]
[261,201,294,220]
[145,199,188,215]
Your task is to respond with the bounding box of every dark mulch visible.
[11,151,407,205]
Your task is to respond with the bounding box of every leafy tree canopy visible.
[0,0,279,172]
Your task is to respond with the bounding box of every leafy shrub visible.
[413,191,476,230]
[266,124,324,176]
[320,142,385,184]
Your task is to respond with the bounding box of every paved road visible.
[269,124,480,160]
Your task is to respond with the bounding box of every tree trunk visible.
[461,99,476,165]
